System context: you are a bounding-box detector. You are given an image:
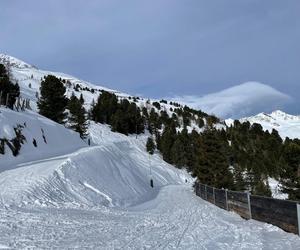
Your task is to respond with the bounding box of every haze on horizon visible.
[1,0,299,117]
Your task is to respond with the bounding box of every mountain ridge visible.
[226,110,300,139]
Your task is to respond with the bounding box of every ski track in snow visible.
[0,186,299,249]
[0,114,299,249]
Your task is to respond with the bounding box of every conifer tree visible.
[146,137,156,155]
[0,63,20,109]
[37,75,67,124]
[91,91,118,124]
[159,122,177,163]
[68,93,88,138]
[79,93,84,105]
[280,141,300,200]
[195,129,234,189]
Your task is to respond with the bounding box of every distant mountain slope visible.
[0,53,207,133]
[226,110,300,139]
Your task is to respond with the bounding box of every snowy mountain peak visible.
[226,110,300,139]
[270,110,300,121]
[247,110,300,123]
[0,54,35,69]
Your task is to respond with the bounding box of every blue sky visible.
[1,0,299,117]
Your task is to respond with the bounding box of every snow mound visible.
[0,108,86,171]
[0,117,190,208]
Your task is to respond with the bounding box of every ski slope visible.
[0,185,299,249]
[0,111,299,249]
[0,55,300,248]
[0,109,190,208]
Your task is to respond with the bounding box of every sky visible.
[1,0,300,117]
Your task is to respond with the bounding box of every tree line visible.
[14,69,300,201]
[149,118,300,200]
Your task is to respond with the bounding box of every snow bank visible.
[0,118,190,208]
[0,108,86,171]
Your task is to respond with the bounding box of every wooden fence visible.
[194,182,300,236]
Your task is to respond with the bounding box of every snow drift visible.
[0,109,190,208]
[0,107,86,171]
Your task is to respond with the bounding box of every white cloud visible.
[169,82,292,119]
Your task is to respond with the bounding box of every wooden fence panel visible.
[250,195,298,234]
[227,191,251,219]
[194,183,300,236]
[206,186,214,203]
[200,184,206,200]
[214,189,227,210]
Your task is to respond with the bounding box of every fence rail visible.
[194,182,300,235]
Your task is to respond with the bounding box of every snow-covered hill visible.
[226,110,300,139]
[0,54,299,248]
[0,53,123,112]
[0,107,190,208]
[0,107,86,171]
[0,53,205,133]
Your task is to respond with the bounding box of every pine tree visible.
[0,63,20,109]
[280,140,300,200]
[91,91,118,124]
[159,122,177,163]
[146,137,156,154]
[111,109,129,134]
[37,75,67,124]
[79,93,84,105]
[68,93,88,138]
[195,129,234,189]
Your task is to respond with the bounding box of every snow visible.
[0,186,299,249]
[0,107,86,171]
[268,178,288,200]
[0,54,300,248]
[226,110,300,140]
[0,110,299,248]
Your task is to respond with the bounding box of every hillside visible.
[0,53,208,134]
[0,54,299,248]
[0,108,190,208]
[0,107,86,170]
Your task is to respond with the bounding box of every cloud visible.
[169,82,292,119]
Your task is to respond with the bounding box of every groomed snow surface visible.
[0,110,299,249]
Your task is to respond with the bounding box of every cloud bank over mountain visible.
[170,82,292,119]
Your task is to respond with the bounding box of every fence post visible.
[199,183,201,197]
[297,204,300,236]
[247,191,252,220]
[225,189,228,211]
[5,93,9,107]
[205,185,207,200]
[213,187,215,204]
